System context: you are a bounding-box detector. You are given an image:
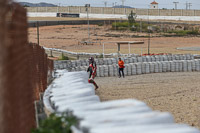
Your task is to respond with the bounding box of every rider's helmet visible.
[89,57,94,62]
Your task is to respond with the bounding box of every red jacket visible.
[118,60,125,68]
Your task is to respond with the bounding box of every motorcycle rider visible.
[87,57,99,90]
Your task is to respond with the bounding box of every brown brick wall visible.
[0,1,54,133]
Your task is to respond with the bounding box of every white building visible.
[150,1,158,9]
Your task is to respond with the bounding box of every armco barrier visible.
[44,47,135,60]
[43,71,200,133]
[0,2,54,133]
[29,20,118,27]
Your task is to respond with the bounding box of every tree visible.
[128,10,137,24]
[23,4,30,7]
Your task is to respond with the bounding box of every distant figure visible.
[118,58,125,78]
[87,57,99,90]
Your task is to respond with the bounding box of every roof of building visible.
[151,1,158,4]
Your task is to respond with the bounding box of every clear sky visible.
[14,0,200,10]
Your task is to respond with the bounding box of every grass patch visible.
[59,52,69,60]
[32,112,80,133]
[167,30,199,36]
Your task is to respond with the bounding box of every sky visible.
[14,0,200,10]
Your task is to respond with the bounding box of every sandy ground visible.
[95,72,200,129]
[29,23,200,128]
[29,25,200,55]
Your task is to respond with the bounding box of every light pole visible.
[185,1,188,10]
[37,21,40,45]
[85,4,90,43]
[104,1,107,7]
[173,2,179,9]
[188,3,192,10]
[148,26,151,55]
[147,13,152,55]
[57,3,60,13]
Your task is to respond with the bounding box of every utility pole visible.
[173,2,179,9]
[104,1,107,7]
[188,3,192,10]
[185,1,188,10]
[148,27,151,55]
[57,3,60,13]
[147,15,150,55]
[85,4,90,43]
[37,21,40,45]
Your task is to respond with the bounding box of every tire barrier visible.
[71,59,200,77]
[43,71,200,133]
[54,54,194,70]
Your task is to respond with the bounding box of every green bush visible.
[112,21,133,30]
[187,30,199,35]
[112,21,153,32]
[167,30,199,36]
[32,112,79,133]
[113,21,129,28]
[97,23,103,26]
[99,54,104,58]
[59,52,69,60]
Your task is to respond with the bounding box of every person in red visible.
[87,57,99,90]
[118,58,125,78]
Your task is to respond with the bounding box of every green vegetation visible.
[112,18,199,36]
[23,5,30,7]
[97,23,104,26]
[167,30,199,36]
[112,21,152,32]
[111,10,200,36]
[32,112,80,133]
[59,52,69,60]
[128,11,136,24]
[99,54,104,58]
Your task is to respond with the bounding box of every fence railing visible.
[0,2,53,133]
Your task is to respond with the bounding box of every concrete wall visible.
[26,6,200,16]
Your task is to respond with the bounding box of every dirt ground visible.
[95,72,200,129]
[28,23,200,128]
[29,24,200,55]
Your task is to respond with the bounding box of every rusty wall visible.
[0,1,53,133]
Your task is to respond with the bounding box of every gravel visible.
[95,72,200,129]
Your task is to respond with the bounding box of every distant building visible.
[150,1,158,9]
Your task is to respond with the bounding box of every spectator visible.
[118,58,125,78]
